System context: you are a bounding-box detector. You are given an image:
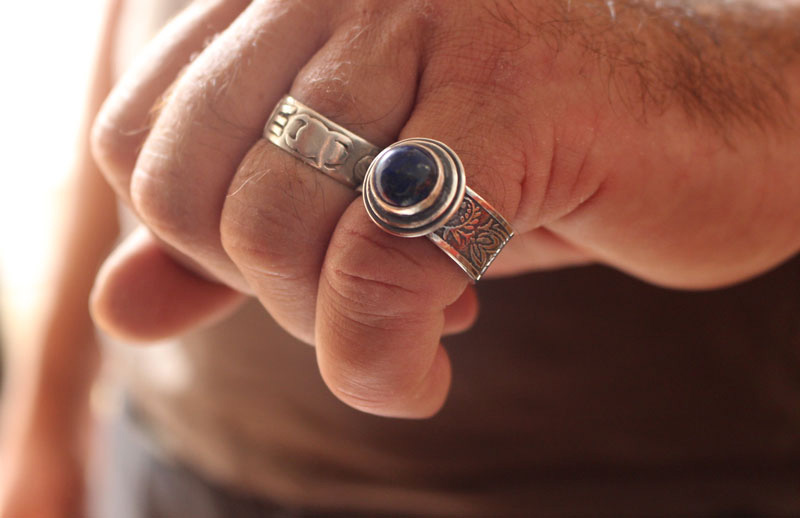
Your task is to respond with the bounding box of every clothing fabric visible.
[92,403,387,518]
[111,260,800,517]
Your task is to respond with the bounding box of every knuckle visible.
[220,205,287,274]
[424,2,538,92]
[410,68,535,228]
[90,110,142,185]
[130,151,198,241]
[324,216,469,310]
[326,265,422,320]
[290,5,427,143]
[220,145,329,276]
[293,62,361,123]
[325,225,451,316]
[516,120,601,229]
[220,189,301,277]
[292,66,382,142]
[456,133,528,221]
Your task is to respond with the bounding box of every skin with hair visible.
[3,0,800,515]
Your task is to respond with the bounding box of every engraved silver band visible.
[264,97,514,281]
[264,95,380,188]
[428,187,513,281]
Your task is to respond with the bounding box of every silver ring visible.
[264,97,514,281]
[264,95,380,188]
[362,139,514,281]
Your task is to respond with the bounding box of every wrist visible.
[1,379,92,453]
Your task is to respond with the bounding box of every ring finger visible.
[220,9,425,342]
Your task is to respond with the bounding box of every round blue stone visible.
[374,145,438,207]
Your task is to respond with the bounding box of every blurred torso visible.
[119,260,800,516]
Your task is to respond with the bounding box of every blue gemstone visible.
[374,145,438,207]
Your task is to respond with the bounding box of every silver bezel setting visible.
[362,138,466,238]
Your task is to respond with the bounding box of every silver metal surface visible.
[428,186,515,281]
[363,139,514,282]
[363,139,465,238]
[265,96,380,188]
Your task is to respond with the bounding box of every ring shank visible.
[427,187,514,281]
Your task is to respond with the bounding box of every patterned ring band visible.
[264,96,380,188]
[264,96,514,281]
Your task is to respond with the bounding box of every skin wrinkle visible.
[332,269,418,298]
[323,273,427,321]
[300,65,406,136]
[337,225,425,269]
[224,132,343,238]
[190,1,328,132]
[300,62,361,122]
[302,167,341,229]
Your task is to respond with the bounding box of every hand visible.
[90,0,800,417]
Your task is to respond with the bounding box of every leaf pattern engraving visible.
[435,196,510,273]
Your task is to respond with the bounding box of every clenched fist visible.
[90,0,800,417]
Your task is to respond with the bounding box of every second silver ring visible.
[264,96,380,188]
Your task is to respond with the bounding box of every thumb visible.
[91,226,244,342]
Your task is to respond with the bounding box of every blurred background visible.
[0,1,104,358]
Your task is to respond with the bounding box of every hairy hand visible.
[90,0,800,417]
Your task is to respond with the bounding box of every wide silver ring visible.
[265,97,514,281]
[264,95,380,188]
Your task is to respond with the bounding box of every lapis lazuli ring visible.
[362,139,514,281]
[265,96,514,281]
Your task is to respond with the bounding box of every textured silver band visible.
[428,187,514,281]
[264,95,380,188]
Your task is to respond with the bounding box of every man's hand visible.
[90,0,800,417]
